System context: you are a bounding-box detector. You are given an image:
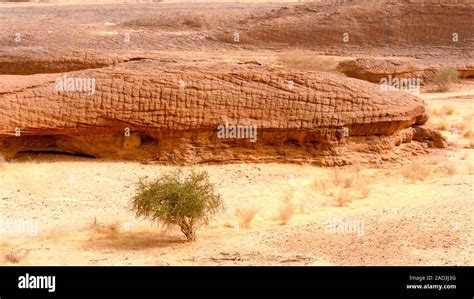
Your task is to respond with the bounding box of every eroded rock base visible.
[0,126,446,166]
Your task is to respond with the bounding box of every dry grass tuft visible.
[343,175,356,189]
[430,105,456,119]
[313,177,330,195]
[333,168,344,186]
[352,163,363,175]
[333,168,357,188]
[336,190,354,207]
[0,154,6,171]
[470,139,474,148]
[222,222,235,228]
[443,105,455,116]
[430,107,442,117]
[90,221,121,240]
[442,162,458,176]
[360,187,371,199]
[235,207,259,229]
[315,168,370,206]
[401,162,430,183]
[434,67,459,92]
[4,248,29,264]
[436,119,450,131]
[278,196,296,225]
[452,121,467,132]
[464,129,474,139]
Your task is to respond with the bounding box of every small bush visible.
[131,170,223,241]
[434,67,459,92]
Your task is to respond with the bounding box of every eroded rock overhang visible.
[0,62,445,165]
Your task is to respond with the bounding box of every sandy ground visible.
[0,81,472,266]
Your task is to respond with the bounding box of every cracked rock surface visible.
[0,0,453,165]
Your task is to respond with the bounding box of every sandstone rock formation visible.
[0,0,459,165]
[212,0,474,57]
[0,62,444,165]
[1,0,472,76]
[337,58,474,84]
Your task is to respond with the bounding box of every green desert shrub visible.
[434,67,459,92]
[131,170,223,241]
